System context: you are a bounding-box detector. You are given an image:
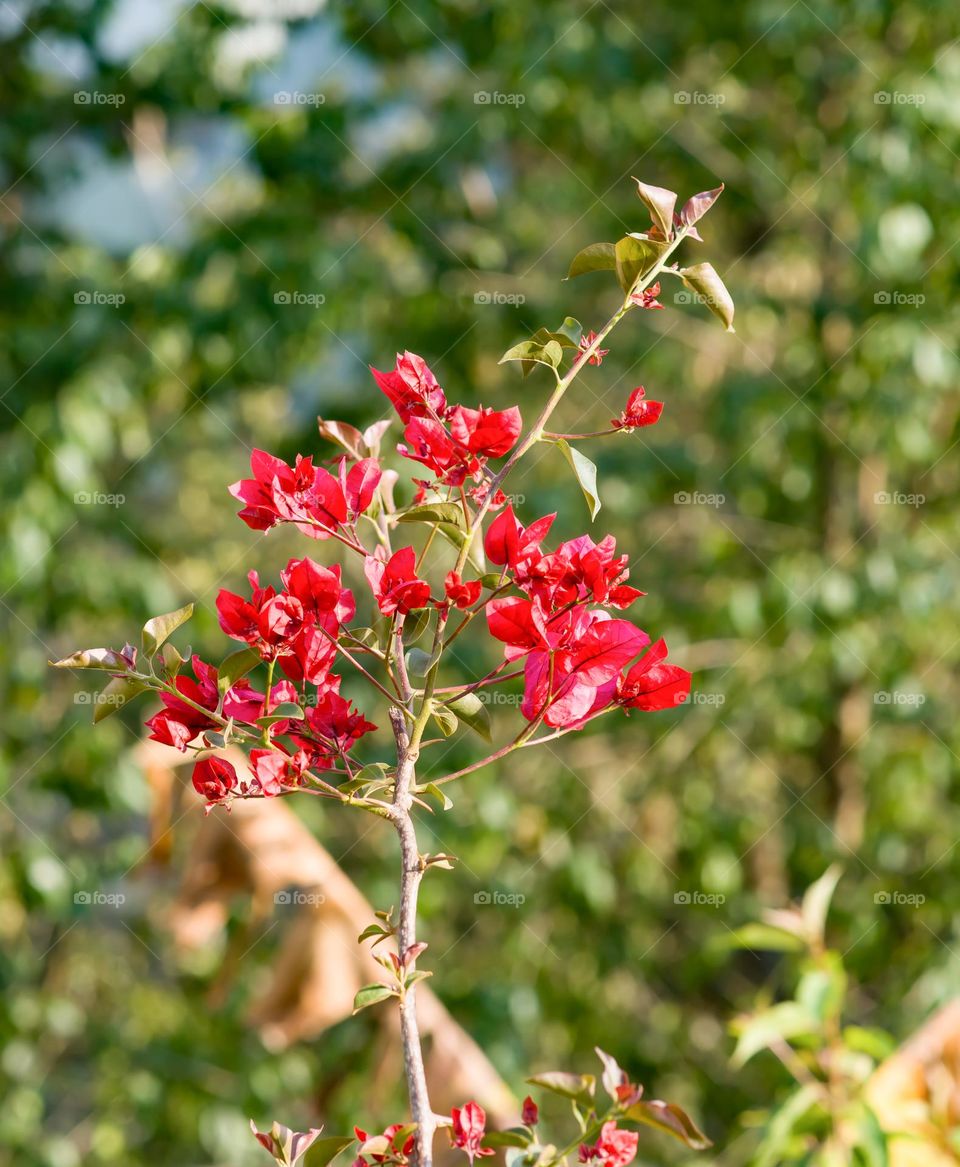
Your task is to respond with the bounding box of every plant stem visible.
[388,705,436,1167]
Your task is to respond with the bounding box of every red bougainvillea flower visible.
[611,386,664,431]
[578,330,610,365]
[579,1122,639,1167]
[450,1102,494,1165]
[353,1124,416,1167]
[444,571,482,610]
[145,655,220,750]
[628,280,664,310]
[342,457,382,518]
[484,504,555,575]
[281,556,355,630]
[448,405,522,458]
[364,547,432,616]
[370,351,448,423]
[521,1096,539,1126]
[251,1121,323,1167]
[222,678,298,724]
[524,533,644,609]
[519,611,651,728]
[301,691,377,758]
[616,638,691,711]
[249,746,310,796]
[399,417,478,486]
[229,449,348,538]
[191,755,238,805]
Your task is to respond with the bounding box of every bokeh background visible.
[3,0,960,1163]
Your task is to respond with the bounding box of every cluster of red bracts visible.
[373,351,521,491]
[484,505,690,728]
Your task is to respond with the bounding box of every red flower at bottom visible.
[451,1102,494,1165]
[191,756,238,805]
[612,386,663,430]
[579,1122,639,1167]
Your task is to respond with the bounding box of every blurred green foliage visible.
[3,0,960,1164]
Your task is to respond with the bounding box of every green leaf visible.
[852,1103,889,1167]
[352,983,396,1014]
[679,262,736,332]
[632,179,678,239]
[480,572,505,589]
[142,603,194,658]
[525,1072,595,1108]
[842,1026,896,1061]
[483,1130,533,1150]
[358,923,390,944]
[93,676,149,723]
[801,864,842,947]
[217,645,262,693]
[341,763,392,796]
[732,1002,818,1066]
[555,317,583,345]
[397,502,466,531]
[256,703,305,728]
[304,1135,356,1167]
[624,1100,712,1151]
[614,235,668,294]
[446,692,492,741]
[499,339,563,376]
[555,439,601,520]
[405,648,438,676]
[421,782,453,811]
[50,647,131,671]
[159,641,186,677]
[797,954,846,1024]
[566,242,616,279]
[726,923,806,953]
[431,704,459,737]
[753,1084,824,1167]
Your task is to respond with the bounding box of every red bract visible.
[344,458,383,517]
[353,1124,416,1167]
[399,417,477,485]
[222,679,298,724]
[230,449,347,538]
[444,571,482,610]
[579,330,610,365]
[521,1096,539,1126]
[145,655,220,750]
[484,504,555,573]
[281,556,355,629]
[300,690,377,758]
[191,755,238,805]
[579,1122,639,1167]
[616,638,691,711]
[450,1102,494,1165]
[371,351,448,423]
[449,405,522,458]
[628,281,664,310]
[525,533,644,609]
[612,387,664,431]
[249,746,310,796]
[364,547,432,616]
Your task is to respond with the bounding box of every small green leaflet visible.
[554,439,601,520]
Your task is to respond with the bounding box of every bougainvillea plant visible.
[52,178,734,1167]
